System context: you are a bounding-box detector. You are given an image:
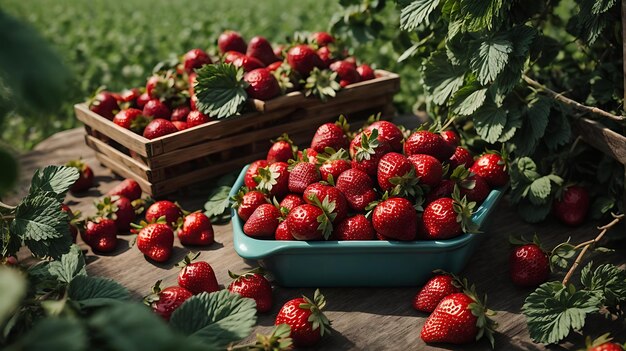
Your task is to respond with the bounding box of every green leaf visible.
[515,157,540,182]
[68,275,130,308]
[29,166,79,200]
[423,52,465,105]
[517,200,551,223]
[6,318,87,351]
[195,63,248,119]
[497,107,522,143]
[590,196,616,220]
[0,266,27,325]
[511,97,551,156]
[399,0,440,31]
[580,263,626,307]
[591,0,617,14]
[170,290,257,350]
[47,244,86,284]
[543,109,571,151]
[452,82,487,116]
[472,100,507,143]
[470,34,512,84]
[460,0,503,31]
[204,185,232,219]
[523,282,601,344]
[528,176,552,205]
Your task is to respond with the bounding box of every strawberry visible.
[218,30,247,54]
[95,196,135,232]
[317,148,351,183]
[422,188,477,239]
[365,120,403,152]
[470,153,508,187]
[553,185,590,226]
[247,36,279,66]
[137,223,174,262]
[142,119,178,139]
[426,179,454,204]
[83,218,117,252]
[228,268,273,312]
[178,212,214,246]
[267,134,295,164]
[255,162,290,198]
[176,252,219,294]
[279,193,305,213]
[186,110,212,128]
[142,99,171,120]
[356,64,375,81]
[145,76,160,98]
[310,117,350,154]
[287,44,323,76]
[245,68,280,100]
[413,273,461,313]
[61,204,79,242]
[171,106,190,122]
[404,130,453,161]
[232,54,265,72]
[372,197,417,241]
[350,129,392,177]
[66,160,94,194]
[245,160,269,189]
[289,162,321,193]
[107,178,142,201]
[420,291,496,346]
[275,289,331,347]
[275,220,294,240]
[145,200,183,226]
[377,152,418,195]
[145,280,192,321]
[89,90,119,119]
[450,166,490,204]
[583,334,625,351]
[335,168,377,212]
[244,203,282,238]
[286,204,328,240]
[303,183,348,224]
[297,148,318,164]
[330,60,360,87]
[408,154,443,188]
[223,50,245,64]
[136,92,151,108]
[233,189,268,222]
[311,32,335,46]
[274,44,286,59]
[343,56,357,68]
[448,146,474,170]
[113,108,150,133]
[267,61,283,72]
[335,214,375,240]
[509,242,549,287]
[316,46,335,68]
[172,121,188,131]
[116,88,141,104]
[439,130,460,149]
[182,48,212,73]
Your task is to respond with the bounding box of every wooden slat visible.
[84,135,154,182]
[573,117,626,164]
[251,91,308,112]
[93,152,155,196]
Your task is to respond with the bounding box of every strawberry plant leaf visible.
[422,52,465,105]
[517,200,551,223]
[29,166,79,200]
[68,275,130,309]
[8,317,88,351]
[47,244,86,284]
[459,0,503,31]
[451,82,487,116]
[469,33,512,85]
[580,263,626,307]
[204,185,232,221]
[195,63,248,119]
[399,0,441,31]
[472,100,507,143]
[528,176,552,205]
[169,290,257,349]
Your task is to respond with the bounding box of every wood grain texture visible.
[8,125,625,351]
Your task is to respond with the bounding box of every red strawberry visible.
[113,108,150,133]
[107,178,142,201]
[311,32,335,46]
[356,64,375,81]
[66,160,94,194]
[287,45,323,76]
[426,179,454,204]
[245,160,269,189]
[228,268,273,312]
[289,162,321,194]
[420,292,496,346]
[223,50,244,64]
[422,189,476,239]
[186,110,212,128]
[177,253,219,294]
[95,196,135,232]
[89,90,119,119]
[137,223,174,262]
[117,88,141,104]
[372,197,417,241]
[404,130,453,161]
[61,204,79,242]
[142,119,178,139]
[343,56,357,68]
[244,203,282,238]
[145,200,183,226]
[297,148,318,164]
[146,280,192,321]
[585,335,625,351]
[317,148,351,183]
[335,214,375,240]
[365,120,403,152]
[448,146,474,170]
[145,76,160,98]
[234,190,268,222]
[275,220,294,240]
[232,55,265,72]
[218,30,247,54]
[377,152,417,195]
[509,243,549,287]
[275,289,331,347]
[273,44,286,59]
[286,204,327,240]
[267,61,283,72]
[303,183,348,224]
[171,106,190,122]
[136,92,151,108]
[142,99,171,120]
[589,343,624,351]
[183,48,212,73]
[553,185,590,226]
[247,36,279,66]
[470,153,508,187]
[178,212,214,246]
[413,274,461,313]
[350,129,392,177]
[458,173,490,204]
[267,134,295,164]
[330,60,360,87]
[408,154,443,188]
[440,130,460,149]
[336,168,377,212]
[83,218,117,252]
[316,46,335,68]
[279,194,305,213]
[310,117,350,153]
[245,68,280,100]
[172,121,188,131]
[255,162,290,198]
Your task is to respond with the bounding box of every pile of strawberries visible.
[233,115,508,242]
[87,30,377,140]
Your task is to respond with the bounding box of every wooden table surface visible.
[9,127,626,351]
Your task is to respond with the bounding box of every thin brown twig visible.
[523,75,626,123]
[562,213,624,286]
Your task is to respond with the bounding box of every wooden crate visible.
[75,70,400,196]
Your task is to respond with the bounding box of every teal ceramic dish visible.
[230,165,505,287]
